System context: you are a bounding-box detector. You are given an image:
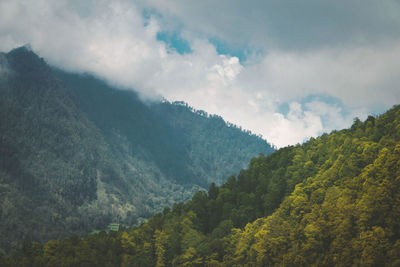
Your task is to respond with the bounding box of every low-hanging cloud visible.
[0,0,399,147]
[241,43,400,110]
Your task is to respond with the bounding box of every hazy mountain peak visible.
[0,48,273,252]
[6,46,50,81]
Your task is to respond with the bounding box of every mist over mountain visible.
[1,0,400,265]
[0,47,273,253]
[1,46,400,267]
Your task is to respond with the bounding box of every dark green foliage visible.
[1,232,123,267]
[0,47,273,254]
[150,102,274,185]
[55,70,274,187]
[6,105,400,266]
[0,47,105,252]
[5,46,400,266]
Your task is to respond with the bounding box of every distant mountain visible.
[0,47,274,252]
[7,105,399,266]
[55,70,272,187]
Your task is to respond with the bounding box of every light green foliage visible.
[5,105,400,266]
[228,105,400,266]
[2,48,400,266]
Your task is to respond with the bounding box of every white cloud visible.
[271,103,323,147]
[138,0,400,51]
[241,44,400,110]
[0,0,399,148]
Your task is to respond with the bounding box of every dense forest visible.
[0,47,273,254]
[55,70,272,187]
[2,102,400,265]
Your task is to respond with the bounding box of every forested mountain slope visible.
[0,47,273,253]
[0,47,110,252]
[5,105,399,266]
[55,70,272,187]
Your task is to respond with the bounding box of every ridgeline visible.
[3,97,400,265]
[0,47,273,254]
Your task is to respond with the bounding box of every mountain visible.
[54,70,272,187]
[0,47,274,253]
[5,105,399,266]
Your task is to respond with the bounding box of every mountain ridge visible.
[5,105,398,265]
[0,47,274,253]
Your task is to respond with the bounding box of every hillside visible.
[55,70,272,187]
[5,105,399,266]
[0,47,273,253]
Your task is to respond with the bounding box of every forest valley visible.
[2,100,400,265]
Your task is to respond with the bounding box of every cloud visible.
[138,0,400,51]
[0,0,399,147]
[241,42,400,110]
[271,102,323,147]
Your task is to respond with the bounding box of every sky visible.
[1,0,400,148]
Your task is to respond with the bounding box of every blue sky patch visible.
[208,37,248,63]
[156,31,192,54]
